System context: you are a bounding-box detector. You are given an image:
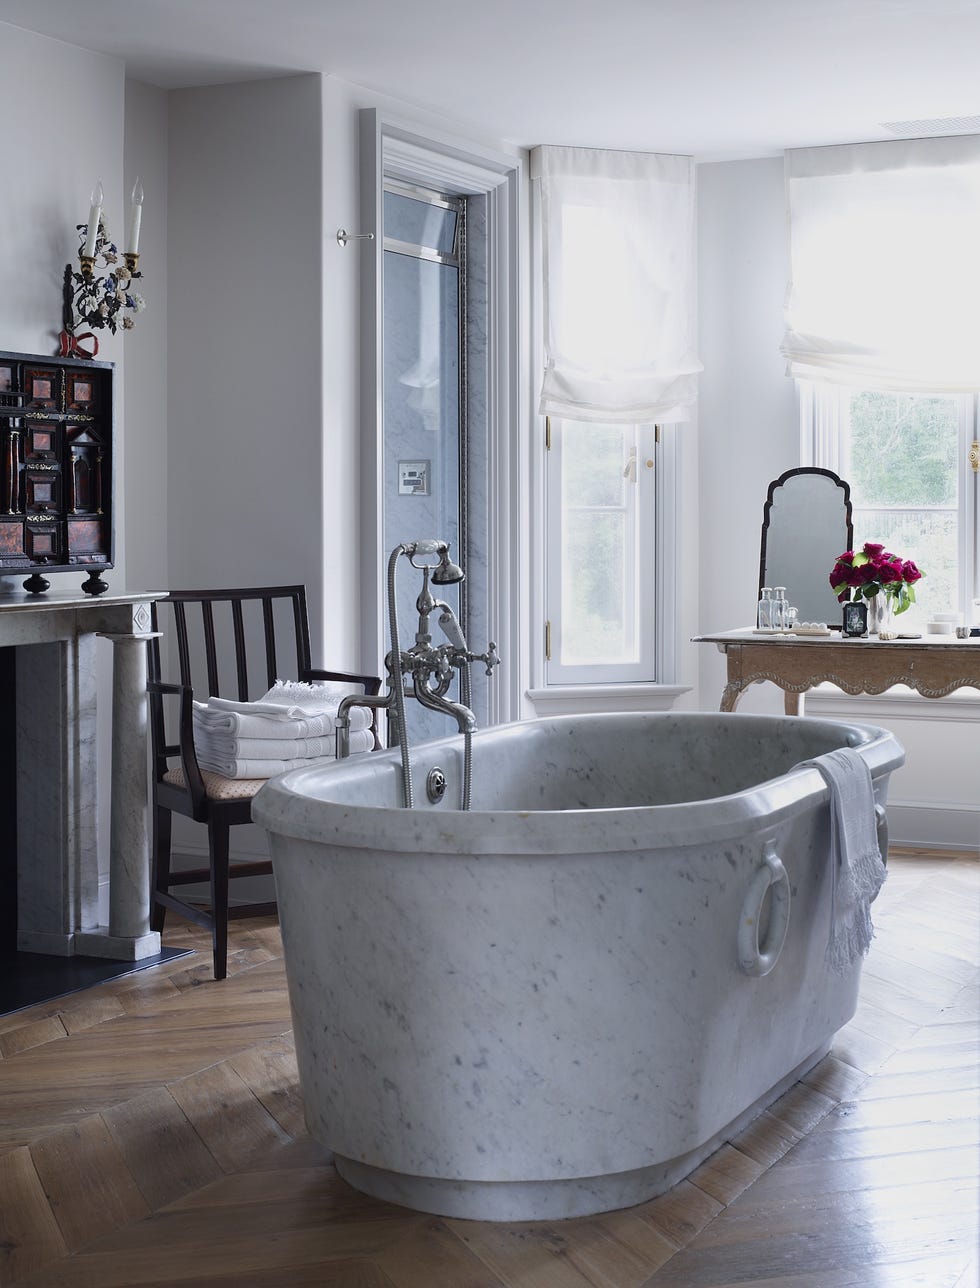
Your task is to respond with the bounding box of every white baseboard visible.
[886,802,980,854]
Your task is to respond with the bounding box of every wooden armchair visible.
[146,585,381,979]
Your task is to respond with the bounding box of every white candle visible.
[126,177,144,255]
[83,179,103,258]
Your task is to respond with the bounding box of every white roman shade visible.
[781,135,980,392]
[530,145,701,424]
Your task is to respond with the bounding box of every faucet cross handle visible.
[476,641,500,677]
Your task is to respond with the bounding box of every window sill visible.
[525,683,691,717]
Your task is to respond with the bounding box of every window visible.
[804,382,979,626]
[530,145,698,690]
[786,138,980,633]
[545,419,658,684]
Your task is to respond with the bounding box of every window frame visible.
[537,415,679,689]
[800,380,979,623]
[543,418,658,685]
[527,168,684,703]
[358,110,523,728]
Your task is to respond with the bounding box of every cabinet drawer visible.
[67,518,107,559]
[24,468,61,513]
[25,520,62,562]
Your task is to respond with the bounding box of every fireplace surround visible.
[1,588,164,962]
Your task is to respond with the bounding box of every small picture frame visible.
[842,601,868,637]
[398,460,430,496]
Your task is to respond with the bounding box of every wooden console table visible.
[695,629,980,715]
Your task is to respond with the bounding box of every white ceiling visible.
[2,0,980,160]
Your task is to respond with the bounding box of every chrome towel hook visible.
[336,228,376,247]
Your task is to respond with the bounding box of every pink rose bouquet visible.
[829,542,922,616]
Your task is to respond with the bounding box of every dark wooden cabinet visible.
[0,350,113,593]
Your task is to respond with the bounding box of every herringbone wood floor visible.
[0,848,976,1287]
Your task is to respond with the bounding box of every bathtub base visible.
[333,1041,832,1222]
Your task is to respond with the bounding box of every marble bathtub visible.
[253,712,904,1221]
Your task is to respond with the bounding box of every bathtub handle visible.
[875,803,889,866]
[738,842,791,977]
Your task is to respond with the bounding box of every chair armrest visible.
[302,667,384,748]
[303,666,382,697]
[147,678,209,816]
[147,678,188,697]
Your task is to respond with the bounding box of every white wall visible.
[319,75,363,670]
[123,79,169,592]
[164,72,518,668]
[0,28,121,912]
[0,29,177,915]
[164,73,524,878]
[697,157,980,853]
[167,74,325,622]
[4,21,970,867]
[0,30,171,598]
[0,23,129,591]
[696,157,798,708]
[0,26,125,370]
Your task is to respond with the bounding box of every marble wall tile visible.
[381,192,494,746]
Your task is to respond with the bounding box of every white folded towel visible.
[193,702,371,739]
[190,678,376,777]
[196,727,375,778]
[212,735,333,760]
[802,747,886,975]
[205,680,373,724]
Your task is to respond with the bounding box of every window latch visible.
[970,439,979,473]
[623,445,637,482]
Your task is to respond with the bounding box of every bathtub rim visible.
[252,711,904,857]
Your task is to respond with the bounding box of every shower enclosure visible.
[382,180,490,743]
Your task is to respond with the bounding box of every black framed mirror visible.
[759,467,853,628]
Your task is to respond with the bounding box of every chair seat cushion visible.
[163,764,267,801]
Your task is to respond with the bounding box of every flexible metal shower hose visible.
[387,545,415,809]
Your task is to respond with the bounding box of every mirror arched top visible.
[759,467,854,627]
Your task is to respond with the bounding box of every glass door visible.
[383,181,467,744]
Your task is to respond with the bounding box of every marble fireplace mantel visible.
[2,588,165,960]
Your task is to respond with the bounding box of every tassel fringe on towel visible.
[801,747,886,975]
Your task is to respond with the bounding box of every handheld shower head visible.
[402,539,465,585]
[432,551,465,585]
[402,539,443,558]
[437,605,468,650]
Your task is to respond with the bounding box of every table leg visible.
[721,681,744,712]
[783,689,805,716]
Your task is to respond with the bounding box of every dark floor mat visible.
[0,947,193,1017]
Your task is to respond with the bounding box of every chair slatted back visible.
[149,584,313,702]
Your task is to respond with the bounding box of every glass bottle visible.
[772,587,788,632]
[758,587,773,630]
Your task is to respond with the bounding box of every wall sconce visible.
[60,178,146,359]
